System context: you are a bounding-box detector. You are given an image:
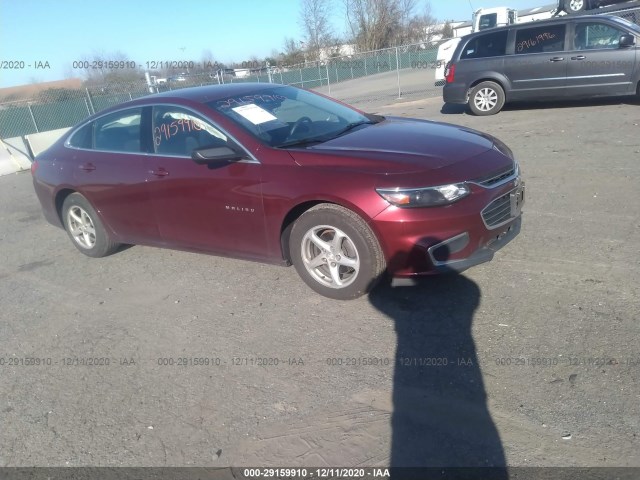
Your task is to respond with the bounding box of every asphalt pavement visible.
[0,92,639,473]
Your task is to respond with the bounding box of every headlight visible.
[376,183,470,208]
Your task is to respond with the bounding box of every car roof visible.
[91,83,285,118]
[460,14,626,39]
[149,83,282,103]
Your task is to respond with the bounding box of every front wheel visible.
[62,193,120,257]
[468,81,505,116]
[289,204,386,300]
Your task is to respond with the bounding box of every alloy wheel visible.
[474,88,498,112]
[67,206,97,249]
[300,225,360,289]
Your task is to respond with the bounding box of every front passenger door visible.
[566,21,637,95]
[146,105,266,257]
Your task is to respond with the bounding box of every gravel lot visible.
[1,92,639,474]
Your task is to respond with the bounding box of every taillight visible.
[445,63,456,83]
[30,159,38,176]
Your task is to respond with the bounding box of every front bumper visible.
[372,174,524,277]
[428,215,521,273]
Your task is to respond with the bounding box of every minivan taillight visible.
[30,159,38,176]
[445,63,456,84]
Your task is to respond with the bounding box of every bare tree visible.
[281,37,306,65]
[344,0,437,50]
[300,0,334,61]
[81,50,141,85]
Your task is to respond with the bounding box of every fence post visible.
[326,63,331,94]
[395,47,401,99]
[27,104,39,133]
[85,88,96,115]
[300,67,304,88]
[84,98,92,116]
[364,56,367,76]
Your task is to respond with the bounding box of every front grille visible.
[475,164,515,187]
[482,192,512,228]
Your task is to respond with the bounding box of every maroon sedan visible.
[32,84,524,299]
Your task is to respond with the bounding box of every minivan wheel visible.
[468,81,505,116]
[565,0,587,12]
[62,193,120,258]
[289,204,386,300]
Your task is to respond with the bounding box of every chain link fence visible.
[0,41,444,139]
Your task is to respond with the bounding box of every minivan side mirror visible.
[191,145,245,164]
[619,34,636,48]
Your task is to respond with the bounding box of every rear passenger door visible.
[503,23,569,99]
[566,20,637,95]
[71,107,159,244]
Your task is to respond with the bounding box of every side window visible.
[574,23,625,50]
[152,106,230,156]
[93,108,142,153]
[461,31,508,59]
[68,122,93,149]
[515,25,566,54]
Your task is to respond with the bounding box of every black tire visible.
[289,204,386,300]
[563,0,588,13]
[468,81,506,116]
[61,193,119,258]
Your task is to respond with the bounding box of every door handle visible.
[149,168,169,177]
[549,57,565,62]
[571,55,586,60]
[79,163,96,172]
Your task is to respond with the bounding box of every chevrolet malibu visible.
[32,84,524,299]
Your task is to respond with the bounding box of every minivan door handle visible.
[571,55,586,60]
[549,57,565,62]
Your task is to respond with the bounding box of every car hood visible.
[290,117,500,176]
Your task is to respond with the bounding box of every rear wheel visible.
[468,81,505,116]
[62,193,119,257]
[289,204,385,300]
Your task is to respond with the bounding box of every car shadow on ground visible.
[440,95,639,115]
[368,248,508,479]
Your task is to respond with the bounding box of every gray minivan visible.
[443,14,640,115]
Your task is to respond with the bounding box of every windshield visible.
[207,86,376,148]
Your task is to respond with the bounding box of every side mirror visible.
[620,34,636,48]
[191,145,245,164]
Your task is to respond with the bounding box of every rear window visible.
[461,31,508,59]
[68,123,92,149]
[515,25,566,54]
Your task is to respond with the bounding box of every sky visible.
[0,0,544,88]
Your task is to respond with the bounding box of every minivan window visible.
[610,16,640,35]
[574,23,626,50]
[515,25,566,54]
[461,31,508,59]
